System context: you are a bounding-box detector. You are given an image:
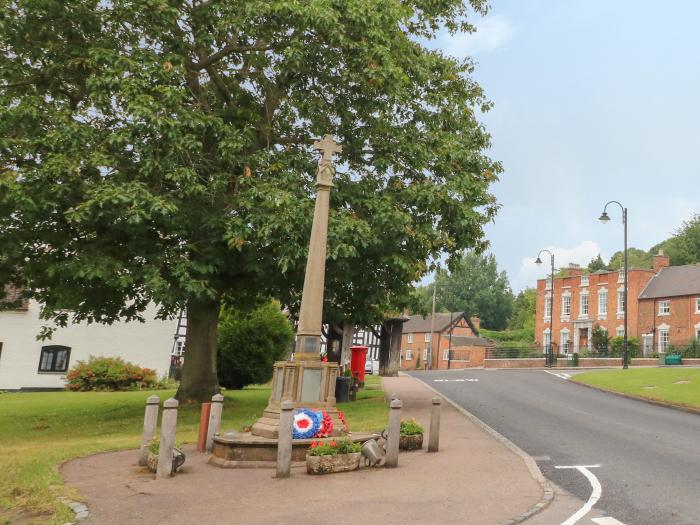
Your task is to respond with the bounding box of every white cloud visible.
[435,15,515,58]
[516,240,602,291]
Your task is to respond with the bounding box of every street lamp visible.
[599,200,628,369]
[536,249,555,367]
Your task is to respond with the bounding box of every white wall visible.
[0,301,176,390]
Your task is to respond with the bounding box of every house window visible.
[562,295,571,317]
[581,275,589,287]
[658,300,670,316]
[407,333,413,344]
[696,298,700,314]
[545,277,552,290]
[616,327,624,337]
[443,349,449,361]
[424,332,431,343]
[544,295,552,320]
[580,293,589,317]
[618,269,625,283]
[405,349,413,360]
[561,330,570,353]
[617,290,625,314]
[422,348,428,361]
[598,291,608,316]
[543,331,551,352]
[38,345,71,373]
[659,329,669,352]
[696,328,700,341]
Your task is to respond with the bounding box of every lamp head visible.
[598,211,611,223]
[535,257,543,265]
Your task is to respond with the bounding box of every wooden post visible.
[385,398,402,468]
[428,397,441,452]
[206,394,224,453]
[197,402,211,452]
[156,398,178,478]
[139,395,160,466]
[276,400,295,478]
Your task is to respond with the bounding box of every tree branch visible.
[193,40,272,69]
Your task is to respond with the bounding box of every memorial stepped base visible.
[209,431,379,468]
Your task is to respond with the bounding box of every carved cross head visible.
[313,135,342,162]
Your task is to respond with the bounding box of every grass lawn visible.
[573,368,700,409]
[0,375,387,524]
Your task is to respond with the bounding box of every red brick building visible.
[400,312,493,370]
[535,263,654,354]
[535,252,700,355]
[638,256,700,353]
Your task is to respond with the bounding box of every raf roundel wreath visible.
[292,408,321,439]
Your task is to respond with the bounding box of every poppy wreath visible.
[292,408,322,439]
[314,410,334,438]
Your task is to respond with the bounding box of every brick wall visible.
[639,296,700,349]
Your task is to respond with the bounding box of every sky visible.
[428,0,699,291]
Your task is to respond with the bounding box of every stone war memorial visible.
[211,136,375,467]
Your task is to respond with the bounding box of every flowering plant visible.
[314,410,334,438]
[337,410,349,433]
[308,438,362,457]
[400,418,424,436]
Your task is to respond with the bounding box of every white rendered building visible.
[0,297,176,390]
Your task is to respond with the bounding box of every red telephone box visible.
[350,345,369,385]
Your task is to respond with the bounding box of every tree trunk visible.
[176,296,221,403]
[340,321,354,372]
[378,322,391,376]
[326,324,342,364]
[379,319,403,377]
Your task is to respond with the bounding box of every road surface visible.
[409,368,700,525]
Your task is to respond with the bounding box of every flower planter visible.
[146,448,186,474]
[306,452,361,475]
[399,433,423,451]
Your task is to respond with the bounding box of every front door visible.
[578,328,589,353]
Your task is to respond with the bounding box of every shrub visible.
[307,438,361,456]
[217,301,294,389]
[400,418,424,436]
[414,356,421,370]
[609,336,640,358]
[66,356,159,391]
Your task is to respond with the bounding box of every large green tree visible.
[653,214,700,265]
[413,252,513,330]
[509,288,535,331]
[0,0,500,401]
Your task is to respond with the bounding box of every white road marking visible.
[592,518,627,525]
[543,370,571,380]
[555,465,602,525]
[432,378,479,383]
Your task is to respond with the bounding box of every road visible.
[408,369,700,525]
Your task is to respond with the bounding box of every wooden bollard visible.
[206,394,224,453]
[197,402,211,452]
[139,395,160,466]
[428,397,441,452]
[385,398,402,468]
[276,400,295,479]
[156,398,179,478]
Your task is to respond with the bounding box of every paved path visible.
[410,368,700,525]
[62,375,541,525]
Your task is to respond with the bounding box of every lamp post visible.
[535,250,555,367]
[599,201,629,369]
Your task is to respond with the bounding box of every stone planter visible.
[146,448,186,474]
[399,433,423,451]
[306,452,361,475]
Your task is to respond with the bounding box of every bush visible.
[217,301,294,389]
[400,418,424,435]
[66,356,160,391]
[609,336,640,358]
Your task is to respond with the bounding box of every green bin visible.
[567,353,579,367]
[665,354,682,365]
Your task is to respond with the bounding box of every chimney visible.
[653,250,670,273]
[470,315,481,333]
[564,263,583,278]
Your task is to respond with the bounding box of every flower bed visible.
[306,439,362,475]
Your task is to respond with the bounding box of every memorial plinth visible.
[250,360,343,439]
